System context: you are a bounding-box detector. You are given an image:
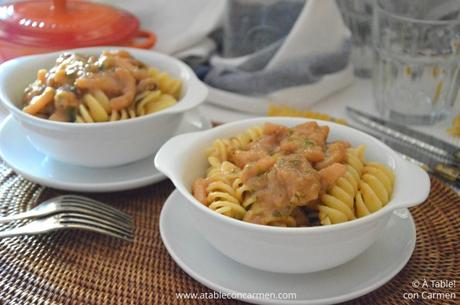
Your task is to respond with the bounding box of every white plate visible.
[0,110,211,193]
[160,190,416,305]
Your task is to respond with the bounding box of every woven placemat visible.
[0,162,458,305]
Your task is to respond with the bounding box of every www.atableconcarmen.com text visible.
[176,291,297,301]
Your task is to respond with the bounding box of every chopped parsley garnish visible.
[67,107,77,122]
[304,140,315,147]
[289,159,301,166]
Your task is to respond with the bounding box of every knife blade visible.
[347,107,460,164]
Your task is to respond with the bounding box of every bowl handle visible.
[165,78,209,114]
[391,158,431,209]
[154,132,196,179]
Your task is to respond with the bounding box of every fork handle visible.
[0,226,35,238]
[0,210,43,224]
[0,218,54,238]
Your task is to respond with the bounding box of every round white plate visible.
[0,110,211,192]
[160,190,416,305]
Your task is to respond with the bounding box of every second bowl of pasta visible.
[155,117,430,273]
[0,47,208,167]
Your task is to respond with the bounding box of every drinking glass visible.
[373,0,460,125]
[336,0,374,78]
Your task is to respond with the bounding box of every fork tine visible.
[0,214,134,242]
[65,222,133,242]
[60,218,133,242]
[58,195,132,222]
[60,195,126,212]
[58,202,133,225]
[54,208,133,231]
[59,195,131,216]
[58,213,133,236]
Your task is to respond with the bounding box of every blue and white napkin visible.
[203,0,354,114]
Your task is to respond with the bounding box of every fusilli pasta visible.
[319,146,365,225]
[319,145,395,225]
[206,126,264,162]
[232,178,256,208]
[22,51,182,123]
[355,162,395,218]
[229,126,263,149]
[149,67,182,99]
[192,122,396,228]
[204,160,248,219]
[206,139,231,163]
[75,89,177,123]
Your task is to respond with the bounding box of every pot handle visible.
[127,30,157,49]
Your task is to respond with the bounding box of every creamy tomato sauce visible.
[192,122,350,227]
[22,50,154,122]
[232,123,347,225]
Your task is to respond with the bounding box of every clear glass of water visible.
[336,0,375,78]
[373,0,460,125]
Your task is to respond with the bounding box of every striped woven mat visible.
[0,163,458,304]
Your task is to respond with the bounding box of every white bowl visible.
[154,117,430,274]
[0,47,208,168]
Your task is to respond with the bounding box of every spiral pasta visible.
[267,104,348,125]
[206,158,239,183]
[206,126,263,162]
[204,160,248,220]
[149,67,182,99]
[232,178,256,209]
[319,146,365,225]
[229,126,263,149]
[136,90,177,116]
[355,162,395,218]
[75,89,177,123]
[22,50,182,123]
[319,145,395,225]
[206,139,231,163]
[192,122,396,228]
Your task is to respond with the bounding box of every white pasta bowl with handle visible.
[0,47,208,168]
[154,117,430,274]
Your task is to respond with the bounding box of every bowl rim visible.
[157,116,425,234]
[0,46,206,128]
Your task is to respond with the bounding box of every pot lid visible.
[0,0,140,48]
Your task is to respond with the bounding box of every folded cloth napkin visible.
[205,39,351,95]
[202,0,354,114]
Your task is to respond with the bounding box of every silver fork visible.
[0,195,133,241]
